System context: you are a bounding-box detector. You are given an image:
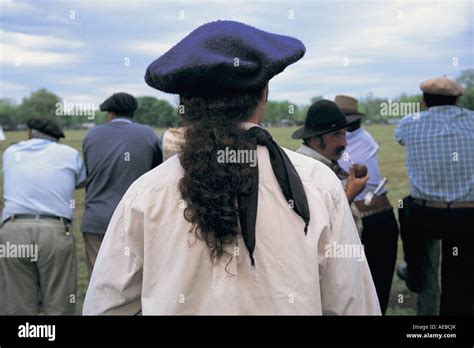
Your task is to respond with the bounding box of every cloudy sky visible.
[1,0,472,107]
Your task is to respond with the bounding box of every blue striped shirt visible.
[395,105,474,202]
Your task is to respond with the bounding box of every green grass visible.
[0,125,415,315]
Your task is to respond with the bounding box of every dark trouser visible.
[399,199,474,315]
[361,209,399,315]
[82,232,104,279]
[439,214,473,315]
[417,239,440,315]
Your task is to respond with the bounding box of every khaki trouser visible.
[0,218,76,315]
[82,232,104,279]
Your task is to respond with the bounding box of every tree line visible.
[1,70,472,129]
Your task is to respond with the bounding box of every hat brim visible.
[340,108,366,117]
[291,115,362,139]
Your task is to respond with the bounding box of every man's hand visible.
[345,166,369,203]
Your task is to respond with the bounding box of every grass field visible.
[0,125,416,315]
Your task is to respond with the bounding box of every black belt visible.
[413,199,474,209]
[3,214,71,225]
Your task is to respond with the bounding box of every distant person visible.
[292,99,369,234]
[335,95,399,315]
[396,76,474,315]
[81,92,162,278]
[83,21,380,315]
[0,118,86,315]
[161,126,185,161]
[0,125,5,142]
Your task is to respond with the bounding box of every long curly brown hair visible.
[179,91,262,262]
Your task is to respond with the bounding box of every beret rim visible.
[146,48,305,95]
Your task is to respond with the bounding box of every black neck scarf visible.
[238,126,310,266]
[332,161,349,181]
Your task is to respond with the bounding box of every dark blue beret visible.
[145,20,306,96]
[100,92,138,116]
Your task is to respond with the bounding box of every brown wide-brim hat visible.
[292,99,362,139]
[334,94,366,117]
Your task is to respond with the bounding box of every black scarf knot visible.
[255,129,271,146]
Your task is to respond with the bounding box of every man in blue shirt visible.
[81,92,162,277]
[0,118,86,314]
[395,76,474,315]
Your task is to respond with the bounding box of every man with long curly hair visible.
[83,20,380,315]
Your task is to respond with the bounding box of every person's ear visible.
[316,136,323,148]
[307,136,317,149]
[260,83,269,104]
[421,97,428,110]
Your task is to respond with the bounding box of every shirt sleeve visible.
[395,118,406,145]
[318,182,381,315]
[75,151,87,188]
[2,146,12,170]
[151,133,163,168]
[83,195,144,315]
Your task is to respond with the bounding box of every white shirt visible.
[83,130,380,315]
[338,128,387,201]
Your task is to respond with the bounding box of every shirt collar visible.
[297,144,333,167]
[240,122,260,130]
[298,144,349,180]
[426,105,464,118]
[27,138,54,144]
[111,117,133,124]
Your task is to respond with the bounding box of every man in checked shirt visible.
[395,76,474,316]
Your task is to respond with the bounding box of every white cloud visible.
[0,30,83,50]
[0,30,83,67]
[1,0,471,105]
[0,81,29,103]
[0,43,80,66]
[0,81,27,91]
[267,0,473,103]
[99,82,164,99]
[0,0,33,12]
[309,0,472,60]
[126,39,179,57]
[52,76,101,85]
[0,81,28,100]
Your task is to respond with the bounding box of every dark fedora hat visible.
[292,99,362,139]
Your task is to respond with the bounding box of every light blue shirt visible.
[338,127,387,202]
[2,138,86,221]
[395,105,474,202]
